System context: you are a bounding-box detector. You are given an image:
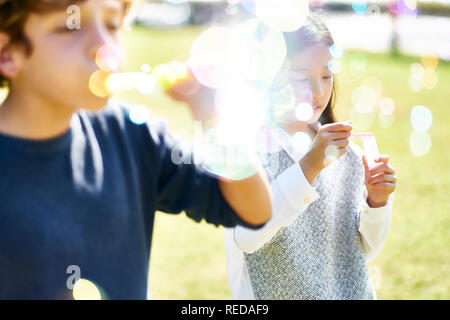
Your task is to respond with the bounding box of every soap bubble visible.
[378,112,394,128]
[255,0,309,32]
[153,61,189,90]
[350,107,376,131]
[235,19,287,83]
[89,70,111,98]
[379,97,395,115]
[136,74,157,95]
[409,131,432,157]
[189,20,286,89]
[269,77,296,123]
[129,105,150,125]
[189,26,237,89]
[410,63,425,80]
[421,54,439,70]
[0,87,8,104]
[225,4,239,15]
[105,72,156,95]
[256,127,284,154]
[95,44,124,72]
[106,72,137,92]
[352,86,378,114]
[329,44,344,59]
[325,144,340,161]
[291,131,312,155]
[295,102,314,122]
[408,76,423,92]
[404,0,418,10]
[361,77,383,99]
[422,68,438,90]
[141,64,152,74]
[328,59,343,74]
[410,105,432,132]
[200,127,259,181]
[215,82,268,144]
[352,2,368,15]
[340,53,367,83]
[73,279,102,300]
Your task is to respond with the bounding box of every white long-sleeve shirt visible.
[224,128,394,300]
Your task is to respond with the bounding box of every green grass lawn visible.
[118,25,450,300]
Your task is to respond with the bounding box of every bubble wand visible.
[349,132,379,170]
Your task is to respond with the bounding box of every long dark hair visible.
[280,13,337,125]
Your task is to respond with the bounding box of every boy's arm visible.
[153,119,271,229]
[160,67,272,227]
[218,166,272,227]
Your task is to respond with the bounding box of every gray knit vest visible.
[245,145,375,300]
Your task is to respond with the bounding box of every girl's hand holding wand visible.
[362,154,397,208]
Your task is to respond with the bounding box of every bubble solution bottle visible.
[350,132,379,170]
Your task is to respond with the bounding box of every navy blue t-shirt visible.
[0,100,264,299]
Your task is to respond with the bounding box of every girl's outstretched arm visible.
[359,190,395,261]
[359,154,397,261]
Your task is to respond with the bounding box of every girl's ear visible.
[0,32,25,80]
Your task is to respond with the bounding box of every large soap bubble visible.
[255,0,309,32]
[189,20,287,89]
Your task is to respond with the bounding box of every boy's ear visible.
[0,32,25,80]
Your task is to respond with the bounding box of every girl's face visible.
[278,44,334,129]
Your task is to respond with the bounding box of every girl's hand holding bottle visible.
[362,154,397,208]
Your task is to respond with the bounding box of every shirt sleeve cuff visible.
[277,163,320,211]
[360,189,395,223]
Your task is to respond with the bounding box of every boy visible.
[0,0,272,299]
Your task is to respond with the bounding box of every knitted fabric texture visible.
[245,145,375,300]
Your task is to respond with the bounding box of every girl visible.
[224,14,397,300]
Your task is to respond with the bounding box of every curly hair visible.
[0,0,135,89]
